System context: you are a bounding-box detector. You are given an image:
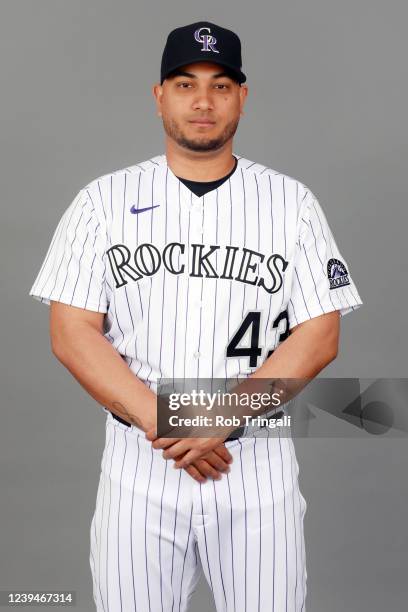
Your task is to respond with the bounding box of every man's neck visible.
[165,140,236,182]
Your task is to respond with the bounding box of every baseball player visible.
[28,21,363,612]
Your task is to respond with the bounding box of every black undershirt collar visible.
[176,156,238,198]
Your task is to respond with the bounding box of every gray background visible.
[1,0,407,610]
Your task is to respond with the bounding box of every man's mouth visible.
[188,119,216,127]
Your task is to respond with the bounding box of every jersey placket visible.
[181,188,207,381]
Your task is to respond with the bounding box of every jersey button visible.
[193,351,201,359]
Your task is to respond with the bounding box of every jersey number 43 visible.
[226,309,289,368]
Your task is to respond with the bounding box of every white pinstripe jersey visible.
[29,153,363,393]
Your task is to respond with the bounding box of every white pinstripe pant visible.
[89,412,307,611]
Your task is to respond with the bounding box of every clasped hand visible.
[145,425,235,483]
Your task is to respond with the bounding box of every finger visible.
[173,438,230,468]
[201,451,231,473]
[145,428,157,441]
[183,464,207,484]
[212,446,234,465]
[152,436,182,450]
[163,440,190,460]
[193,459,225,480]
[174,449,202,469]
[170,454,225,481]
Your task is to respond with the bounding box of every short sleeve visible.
[287,192,363,329]
[28,188,109,313]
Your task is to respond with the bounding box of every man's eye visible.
[177,82,192,88]
[215,84,229,89]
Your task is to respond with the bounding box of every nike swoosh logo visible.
[130,204,160,214]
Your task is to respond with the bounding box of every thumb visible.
[145,428,157,441]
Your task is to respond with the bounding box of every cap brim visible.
[162,57,246,84]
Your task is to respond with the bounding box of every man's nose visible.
[192,88,214,111]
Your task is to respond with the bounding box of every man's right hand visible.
[180,444,233,483]
[141,412,234,483]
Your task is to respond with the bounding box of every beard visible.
[162,115,240,152]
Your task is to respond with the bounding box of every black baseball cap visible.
[160,21,246,85]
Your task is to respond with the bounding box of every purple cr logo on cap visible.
[194,27,220,53]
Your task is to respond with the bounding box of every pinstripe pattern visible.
[29,153,363,611]
[29,152,364,387]
[90,413,307,611]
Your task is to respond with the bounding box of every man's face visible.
[153,62,248,153]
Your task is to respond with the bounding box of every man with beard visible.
[29,21,363,612]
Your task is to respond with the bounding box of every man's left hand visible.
[145,427,234,468]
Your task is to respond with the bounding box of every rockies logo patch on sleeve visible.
[327,258,350,289]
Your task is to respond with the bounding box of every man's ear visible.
[239,84,249,115]
[152,83,163,117]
